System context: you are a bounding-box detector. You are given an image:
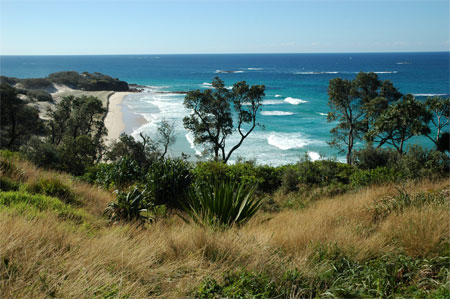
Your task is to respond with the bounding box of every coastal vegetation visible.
[0,72,449,297]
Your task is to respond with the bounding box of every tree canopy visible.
[183,77,265,163]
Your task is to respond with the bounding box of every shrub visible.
[183,180,262,227]
[146,158,192,208]
[104,186,152,223]
[26,90,53,102]
[350,166,401,187]
[0,176,20,191]
[26,177,75,204]
[95,157,142,190]
[21,137,61,170]
[281,166,299,193]
[20,78,53,90]
[353,145,398,169]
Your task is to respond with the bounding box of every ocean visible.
[1,52,449,165]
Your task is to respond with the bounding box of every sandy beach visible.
[104,92,133,144]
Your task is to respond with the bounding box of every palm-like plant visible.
[182,180,262,227]
[104,186,152,222]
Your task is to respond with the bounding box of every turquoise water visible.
[1,53,449,165]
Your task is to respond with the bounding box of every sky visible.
[0,0,449,55]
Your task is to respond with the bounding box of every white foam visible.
[317,112,328,116]
[274,94,282,98]
[296,71,339,75]
[247,68,263,70]
[373,71,398,74]
[185,133,202,156]
[284,97,308,105]
[413,93,448,97]
[308,151,321,161]
[267,133,313,150]
[215,70,244,74]
[202,82,212,87]
[262,100,284,105]
[261,111,294,116]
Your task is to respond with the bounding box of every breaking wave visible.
[267,133,314,150]
[261,111,294,116]
[284,97,308,105]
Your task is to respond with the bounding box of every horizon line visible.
[1,50,449,57]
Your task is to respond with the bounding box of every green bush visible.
[192,161,282,194]
[104,186,152,223]
[183,180,262,227]
[20,78,53,90]
[281,166,299,193]
[0,176,20,191]
[350,166,401,187]
[0,190,85,223]
[146,158,192,208]
[95,157,143,190]
[26,177,75,204]
[26,90,53,102]
[353,145,398,169]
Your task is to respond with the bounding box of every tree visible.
[183,77,265,163]
[366,94,431,154]
[327,72,403,164]
[424,96,450,148]
[0,83,44,149]
[156,119,176,159]
[327,78,366,164]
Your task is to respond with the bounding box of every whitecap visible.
[284,97,308,105]
[261,111,294,116]
[373,71,398,74]
[247,68,263,70]
[274,94,282,98]
[413,93,448,97]
[262,100,284,105]
[215,70,244,74]
[267,133,313,150]
[308,151,321,161]
[185,133,202,156]
[317,112,328,116]
[295,71,339,75]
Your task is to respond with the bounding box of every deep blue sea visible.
[1,53,449,165]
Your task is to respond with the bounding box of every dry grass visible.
[1,156,449,297]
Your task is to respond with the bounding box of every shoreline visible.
[104,91,133,144]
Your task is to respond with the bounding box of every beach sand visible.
[105,92,133,144]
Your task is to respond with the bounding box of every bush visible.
[95,157,143,190]
[146,158,192,208]
[353,145,398,169]
[20,78,53,90]
[0,176,20,191]
[350,166,401,187]
[21,138,61,170]
[183,180,262,227]
[47,71,129,91]
[281,166,299,193]
[104,186,152,223]
[26,177,75,204]
[26,90,53,102]
[192,161,282,194]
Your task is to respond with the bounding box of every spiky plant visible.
[182,180,262,228]
[104,186,152,223]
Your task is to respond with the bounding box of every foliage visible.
[146,158,193,208]
[425,96,450,148]
[0,176,20,192]
[0,190,85,223]
[367,94,432,153]
[192,161,282,194]
[104,186,152,223]
[94,157,142,190]
[350,167,401,187]
[26,90,53,102]
[47,71,129,91]
[352,143,398,169]
[0,84,45,150]
[280,166,299,193]
[183,180,262,227]
[20,137,61,170]
[26,177,75,204]
[20,78,53,90]
[106,133,160,170]
[183,77,265,163]
[370,186,449,222]
[195,251,450,298]
[156,119,176,158]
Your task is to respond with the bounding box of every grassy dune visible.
[1,155,449,298]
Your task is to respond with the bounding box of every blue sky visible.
[1,0,449,55]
